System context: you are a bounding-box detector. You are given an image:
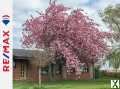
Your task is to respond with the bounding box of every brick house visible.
[13,49,92,82]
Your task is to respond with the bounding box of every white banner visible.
[0,0,13,89]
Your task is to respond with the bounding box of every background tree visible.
[22,1,111,79]
[100,4,120,43]
[100,4,120,71]
[107,48,120,73]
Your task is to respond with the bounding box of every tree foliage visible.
[100,4,120,43]
[100,4,120,71]
[107,48,120,72]
[22,1,111,75]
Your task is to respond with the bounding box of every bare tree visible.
[30,48,54,86]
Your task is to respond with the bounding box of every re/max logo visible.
[3,30,10,72]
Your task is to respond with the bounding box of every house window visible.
[71,68,75,73]
[56,64,61,75]
[83,66,89,72]
[41,66,49,75]
[80,64,89,72]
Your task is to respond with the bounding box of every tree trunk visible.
[90,64,94,79]
[62,66,67,80]
[53,64,56,81]
[115,68,118,78]
[48,64,52,81]
[93,63,95,80]
[38,67,41,87]
[115,68,117,73]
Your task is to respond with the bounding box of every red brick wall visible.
[80,72,91,79]
[102,71,120,78]
[13,61,21,80]
[27,63,39,82]
[42,75,49,81]
[13,60,39,82]
[67,72,90,80]
[13,60,91,81]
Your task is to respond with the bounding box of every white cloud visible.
[13,0,49,48]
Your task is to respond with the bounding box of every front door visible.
[20,63,27,80]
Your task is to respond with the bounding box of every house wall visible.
[13,60,21,80]
[13,59,51,82]
[27,63,39,81]
[13,60,39,82]
[79,72,91,79]
[41,65,91,81]
[62,66,91,80]
[13,60,29,80]
[66,72,90,80]
[41,75,62,81]
[13,60,91,81]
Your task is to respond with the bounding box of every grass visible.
[13,79,119,89]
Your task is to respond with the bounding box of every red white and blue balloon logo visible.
[2,15,10,26]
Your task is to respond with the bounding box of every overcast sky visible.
[13,0,120,49]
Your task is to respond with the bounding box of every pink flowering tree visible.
[22,1,111,79]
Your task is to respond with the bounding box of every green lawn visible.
[13,79,119,89]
